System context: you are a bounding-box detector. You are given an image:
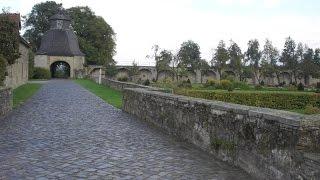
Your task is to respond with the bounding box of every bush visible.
[32,67,50,79]
[174,89,320,111]
[178,80,192,88]
[220,80,232,90]
[260,80,265,86]
[117,75,128,82]
[232,81,251,90]
[143,79,150,86]
[304,105,320,114]
[204,78,218,88]
[288,85,297,91]
[254,85,263,90]
[0,55,7,86]
[315,82,320,93]
[297,83,304,91]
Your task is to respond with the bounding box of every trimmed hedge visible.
[174,89,320,110]
[32,67,50,79]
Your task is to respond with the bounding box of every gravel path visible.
[0,80,253,179]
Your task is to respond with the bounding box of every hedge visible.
[174,89,320,110]
[32,67,50,79]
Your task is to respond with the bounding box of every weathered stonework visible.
[99,78,164,92]
[122,88,320,180]
[0,88,12,117]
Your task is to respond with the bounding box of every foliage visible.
[175,89,320,111]
[261,39,279,77]
[316,82,320,90]
[245,39,261,84]
[232,81,251,90]
[23,1,62,51]
[297,83,304,91]
[212,40,229,77]
[204,78,218,88]
[105,63,118,77]
[13,83,42,108]
[32,67,50,79]
[28,50,35,79]
[156,49,173,80]
[128,61,139,78]
[0,55,7,86]
[280,37,298,83]
[254,85,263,90]
[68,6,116,66]
[177,40,201,71]
[178,79,192,88]
[228,40,243,75]
[23,2,116,66]
[304,105,320,115]
[0,13,20,65]
[143,79,150,86]
[220,80,232,90]
[117,75,128,82]
[74,79,122,108]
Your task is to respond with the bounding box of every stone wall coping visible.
[124,88,319,128]
[103,78,170,92]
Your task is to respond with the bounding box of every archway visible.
[50,61,70,78]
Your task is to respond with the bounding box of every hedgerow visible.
[174,89,320,110]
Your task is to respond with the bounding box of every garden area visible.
[151,78,320,114]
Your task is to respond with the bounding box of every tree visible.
[23,3,116,66]
[157,49,173,80]
[245,39,261,84]
[300,47,316,84]
[177,40,201,71]
[280,37,298,84]
[0,12,20,65]
[23,1,62,51]
[228,40,243,77]
[199,59,210,83]
[314,48,320,67]
[212,40,229,78]
[68,6,116,66]
[129,61,139,81]
[261,39,279,82]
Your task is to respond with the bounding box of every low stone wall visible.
[0,88,12,117]
[122,88,320,180]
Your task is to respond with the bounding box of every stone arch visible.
[50,61,70,78]
[138,68,152,81]
[116,67,130,79]
[279,72,291,85]
[158,70,174,81]
[202,70,217,83]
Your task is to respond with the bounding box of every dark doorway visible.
[50,61,70,78]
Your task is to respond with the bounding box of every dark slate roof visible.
[36,29,85,56]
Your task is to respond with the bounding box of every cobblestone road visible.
[0,80,253,179]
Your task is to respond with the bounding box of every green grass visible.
[74,79,123,108]
[13,83,42,108]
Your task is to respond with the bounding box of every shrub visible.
[254,85,263,90]
[143,79,150,86]
[232,81,251,90]
[117,75,128,82]
[316,82,320,93]
[174,89,320,111]
[32,67,50,79]
[220,80,232,90]
[178,80,192,88]
[260,80,265,86]
[204,78,218,88]
[297,83,304,91]
[0,55,7,86]
[225,75,235,82]
[288,85,297,91]
[304,105,320,114]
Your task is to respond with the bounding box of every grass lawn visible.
[74,79,123,108]
[13,83,42,108]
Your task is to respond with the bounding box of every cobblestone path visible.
[0,80,253,179]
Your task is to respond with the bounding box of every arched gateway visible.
[34,9,85,78]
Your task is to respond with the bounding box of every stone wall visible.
[122,88,320,180]
[0,88,12,117]
[4,43,29,88]
[99,78,165,92]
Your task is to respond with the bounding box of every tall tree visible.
[261,39,279,81]
[280,37,298,84]
[177,40,201,71]
[314,48,320,67]
[68,6,116,66]
[212,40,229,78]
[300,47,316,85]
[199,59,210,83]
[245,39,261,84]
[228,40,243,77]
[23,1,62,51]
[0,12,20,65]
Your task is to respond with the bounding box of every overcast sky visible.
[1,0,320,66]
